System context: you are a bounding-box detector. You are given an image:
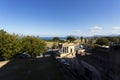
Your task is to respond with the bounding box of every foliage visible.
[96,38,109,46]
[67,36,76,42]
[84,38,88,44]
[52,43,58,49]
[0,29,47,59]
[93,44,100,48]
[60,40,64,43]
[88,38,96,45]
[80,36,83,41]
[0,30,22,59]
[22,36,46,57]
[53,37,60,42]
[108,37,119,43]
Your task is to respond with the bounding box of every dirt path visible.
[0,61,9,68]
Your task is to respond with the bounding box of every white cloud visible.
[112,26,120,30]
[110,26,120,34]
[90,26,102,33]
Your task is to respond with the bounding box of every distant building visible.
[57,43,76,58]
[77,49,86,55]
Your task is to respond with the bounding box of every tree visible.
[0,29,47,59]
[108,37,119,44]
[0,30,22,59]
[53,37,60,42]
[80,36,83,43]
[22,36,46,57]
[52,43,58,49]
[84,38,88,44]
[67,36,76,42]
[96,38,109,46]
[0,30,7,57]
[60,40,64,43]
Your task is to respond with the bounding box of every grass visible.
[0,57,65,80]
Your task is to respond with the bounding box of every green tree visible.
[52,43,58,49]
[0,30,7,57]
[53,37,60,42]
[80,36,83,43]
[0,29,47,59]
[0,30,22,59]
[22,36,46,57]
[67,36,76,42]
[96,38,109,46]
[60,40,64,43]
[84,38,88,44]
[108,37,119,43]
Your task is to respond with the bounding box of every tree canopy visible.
[0,30,22,59]
[67,36,76,42]
[52,43,58,49]
[108,37,119,43]
[96,38,109,46]
[22,36,46,57]
[0,29,46,59]
[53,37,60,42]
[80,36,83,41]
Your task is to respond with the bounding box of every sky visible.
[0,0,120,37]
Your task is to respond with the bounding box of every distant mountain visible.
[93,34,120,38]
[108,34,120,37]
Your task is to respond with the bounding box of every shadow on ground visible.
[0,54,64,80]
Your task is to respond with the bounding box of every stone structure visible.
[57,43,76,58]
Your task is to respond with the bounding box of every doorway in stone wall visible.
[70,48,72,53]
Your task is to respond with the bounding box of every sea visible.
[40,37,66,40]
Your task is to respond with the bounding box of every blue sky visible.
[0,0,120,37]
